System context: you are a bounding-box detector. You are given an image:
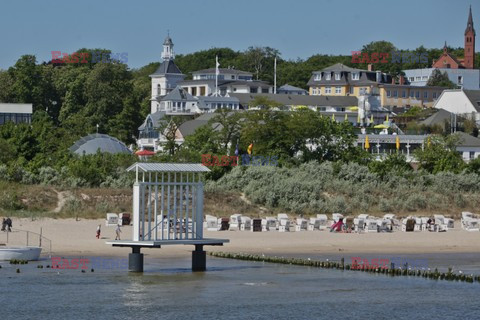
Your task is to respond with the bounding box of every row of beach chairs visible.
[205,212,465,233]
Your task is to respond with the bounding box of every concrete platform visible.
[106,238,229,248]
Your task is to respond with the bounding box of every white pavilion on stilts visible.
[106,162,228,272]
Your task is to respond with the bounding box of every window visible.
[422,76,428,80]
[433,92,437,99]
[393,90,398,98]
[314,74,321,81]
[262,88,269,93]
[386,90,391,97]
[416,91,420,98]
[410,90,415,98]
[352,72,359,80]
[335,73,341,80]
[335,86,341,94]
[423,91,428,99]
[250,87,258,93]
[470,151,476,160]
[458,76,463,85]
[312,88,317,95]
[409,77,415,82]
[415,76,421,81]
[401,90,405,98]
[325,86,331,94]
[349,86,354,94]
[325,73,331,80]
[231,75,235,80]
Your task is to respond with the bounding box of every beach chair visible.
[277,214,290,232]
[105,213,119,226]
[295,218,308,231]
[205,215,218,231]
[240,216,251,231]
[376,219,389,232]
[229,214,242,231]
[118,213,131,226]
[251,218,262,232]
[402,218,415,232]
[420,217,430,231]
[316,214,328,230]
[217,218,230,231]
[345,217,354,232]
[365,219,378,233]
[262,217,277,231]
[464,219,480,232]
[278,219,290,232]
[434,214,454,231]
[354,214,368,233]
[308,218,321,231]
[383,214,398,231]
[461,212,475,230]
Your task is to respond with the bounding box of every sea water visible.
[1,255,480,320]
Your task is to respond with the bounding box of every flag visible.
[365,136,370,149]
[215,56,220,76]
[247,143,253,155]
[396,136,400,150]
[235,143,239,156]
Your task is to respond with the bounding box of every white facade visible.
[403,68,480,90]
[433,90,480,123]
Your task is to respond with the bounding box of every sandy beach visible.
[2,218,479,258]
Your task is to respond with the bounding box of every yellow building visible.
[308,63,446,109]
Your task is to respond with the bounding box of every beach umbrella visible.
[374,124,389,129]
[386,114,389,122]
[344,113,348,121]
[135,149,155,156]
[365,136,370,149]
[332,114,335,122]
[370,114,374,124]
[357,112,361,124]
[396,136,400,150]
[427,136,432,148]
[349,106,359,111]
[247,143,253,155]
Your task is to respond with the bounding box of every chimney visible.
[391,77,395,84]
[367,64,373,71]
[399,75,405,85]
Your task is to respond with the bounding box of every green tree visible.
[414,135,465,173]
[427,69,456,88]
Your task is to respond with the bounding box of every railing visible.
[0,228,52,257]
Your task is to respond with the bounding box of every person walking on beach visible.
[96,224,101,239]
[115,224,122,240]
[5,218,12,232]
[1,218,6,231]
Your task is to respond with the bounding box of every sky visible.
[0,0,477,70]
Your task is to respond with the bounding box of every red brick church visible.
[432,6,476,69]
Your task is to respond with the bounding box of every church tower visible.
[464,5,476,69]
[149,34,185,114]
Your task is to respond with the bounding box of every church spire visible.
[465,5,475,36]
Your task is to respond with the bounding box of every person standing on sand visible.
[96,225,101,239]
[115,224,122,240]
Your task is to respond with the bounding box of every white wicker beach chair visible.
[240,216,251,231]
[316,214,328,230]
[308,218,321,231]
[229,214,242,231]
[295,218,308,231]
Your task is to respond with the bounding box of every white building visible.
[150,35,186,114]
[403,68,480,90]
[0,103,33,125]
[433,89,480,123]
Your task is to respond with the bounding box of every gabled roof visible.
[278,84,308,92]
[316,63,365,73]
[456,131,480,147]
[161,86,196,102]
[127,162,210,173]
[420,109,453,126]
[138,111,167,130]
[150,60,183,76]
[463,90,480,112]
[230,93,358,107]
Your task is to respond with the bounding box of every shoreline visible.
[2,218,480,258]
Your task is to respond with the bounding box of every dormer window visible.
[325,73,331,81]
[314,74,321,81]
[352,72,359,80]
[335,73,341,80]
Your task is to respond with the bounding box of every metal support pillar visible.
[129,246,144,272]
[192,244,206,272]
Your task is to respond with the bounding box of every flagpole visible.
[274,57,277,94]
[215,55,219,96]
